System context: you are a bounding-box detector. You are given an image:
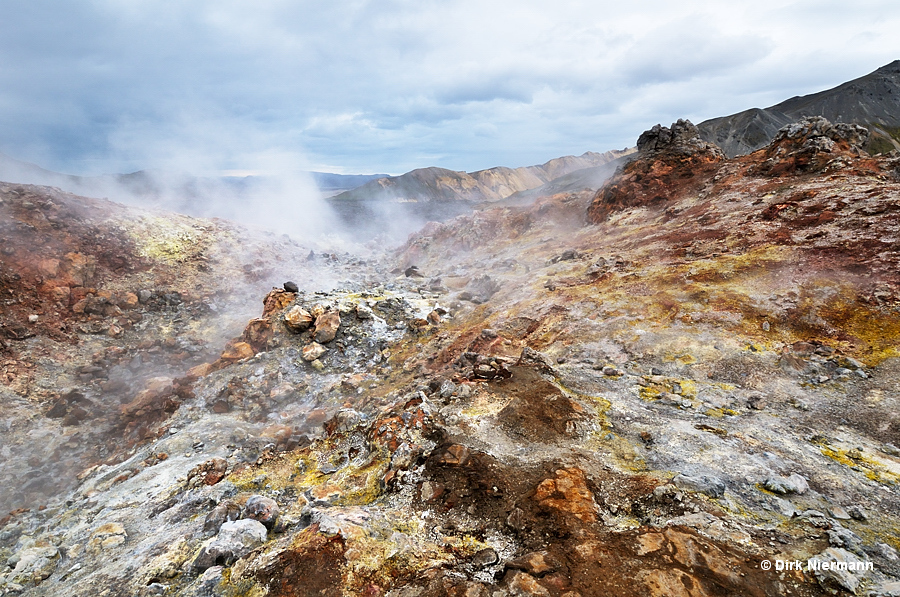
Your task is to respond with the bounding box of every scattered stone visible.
[314,310,341,343]
[506,507,527,531]
[672,473,726,499]
[846,505,868,522]
[243,495,279,530]
[301,342,326,362]
[763,473,808,495]
[877,543,899,561]
[283,281,299,293]
[747,394,766,410]
[471,547,499,569]
[204,501,242,534]
[438,379,457,399]
[507,551,559,576]
[187,457,228,487]
[220,340,254,362]
[808,547,868,594]
[283,306,314,331]
[882,443,900,457]
[827,524,863,553]
[193,519,268,571]
[533,468,598,522]
[436,444,470,466]
[517,347,554,371]
[6,545,59,584]
[88,522,127,552]
[504,570,550,596]
[830,506,851,520]
[420,480,444,502]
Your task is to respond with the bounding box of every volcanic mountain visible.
[698,59,900,156]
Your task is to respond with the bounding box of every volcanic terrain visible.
[0,117,899,597]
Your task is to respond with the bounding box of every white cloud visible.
[0,0,898,175]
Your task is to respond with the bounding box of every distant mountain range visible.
[0,152,389,200]
[698,60,900,156]
[327,150,635,205]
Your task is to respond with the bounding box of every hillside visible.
[1,116,899,596]
[698,59,900,156]
[328,149,634,205]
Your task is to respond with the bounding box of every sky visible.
[1,0,899,177]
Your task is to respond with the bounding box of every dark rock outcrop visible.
[754,116,870,176]
[587,119,725,223]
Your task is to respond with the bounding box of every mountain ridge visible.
[698,59,900,156]
[328,149,635,205]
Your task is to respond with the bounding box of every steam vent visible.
[2,116,900,596]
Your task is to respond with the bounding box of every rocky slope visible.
[698,60,900,157]
[1,118,899,597]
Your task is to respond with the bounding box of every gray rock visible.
[869,581,900,597]
[763,473,808,495]
[517,347,554,371]
[438,379,457,399]
[877,543,899,561]
[847,505,868,522]
[827,523,863,554]
[193,519,267,571]
[471,547,499,568]
[829,506,851,520]
[6,545,59,584]
[882,443,900,457]
[203,500,241,534]
[808,547,869,594]
[673,473,726,498]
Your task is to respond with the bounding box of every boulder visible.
[763,473,808,495]
[194,519,268,571]
[243,495,279,530]
[314,310,341,343]
[283,306,313,332]
[673,473,726,499]
[301,342,326,362]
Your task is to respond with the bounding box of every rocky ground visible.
[1,118,899,596]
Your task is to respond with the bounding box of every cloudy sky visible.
[1,0,898,177]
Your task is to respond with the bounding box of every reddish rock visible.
[302,342,326,362]
[242,318,273,352]
[587,119,724,223]
[283,306,314,332]
[188,457,228,487]
[533,468,598,523]
[221,340,254,362]
[507,551,560,576]
[262,289,295,317]
[314,310,341,343]
[504,570,550,596]
[186,362,213,378]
